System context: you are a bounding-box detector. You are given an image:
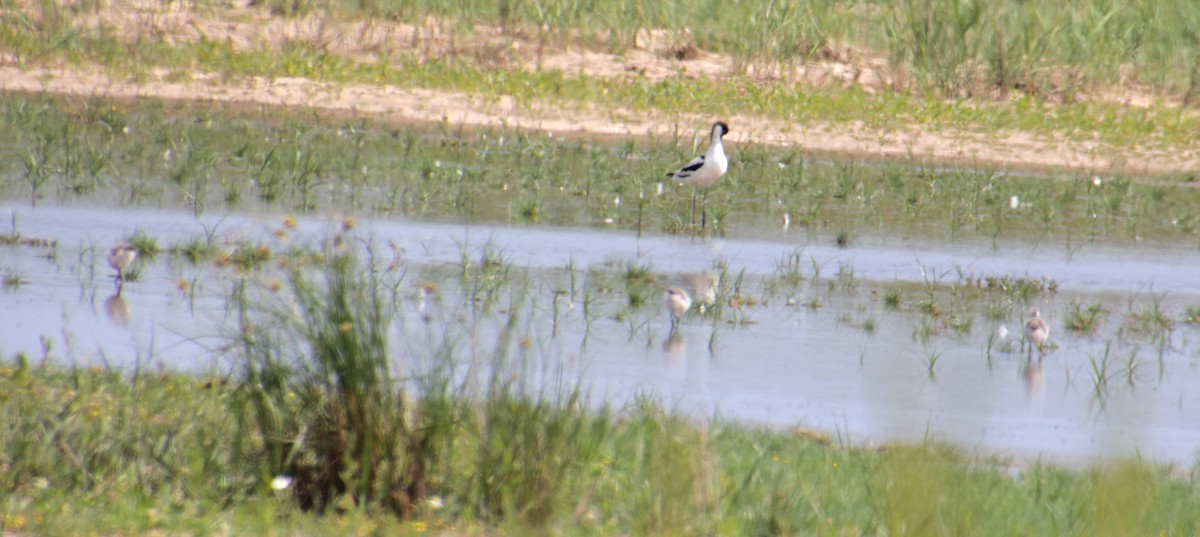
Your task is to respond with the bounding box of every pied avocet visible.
[667,121,730,229]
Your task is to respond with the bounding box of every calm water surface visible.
[3,204,1200,469]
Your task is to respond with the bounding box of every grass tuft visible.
[1065,301,1110,335]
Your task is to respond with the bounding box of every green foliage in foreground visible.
[2,253,1200,536]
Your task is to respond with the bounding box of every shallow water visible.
[3,203,1200,469]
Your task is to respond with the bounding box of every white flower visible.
[423,496,445,509]
[1092,176,1102,186]
[270,476,294,491]
[1009,196,1019,209]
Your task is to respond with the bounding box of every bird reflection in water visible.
[1020,356,1045,409]
[104,292,131,325]
[662,329,687,373]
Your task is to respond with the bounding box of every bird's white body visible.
[1024,307,1049,352]
[664,287,692,327]
[107,243,137,280]
[668,122,729,187]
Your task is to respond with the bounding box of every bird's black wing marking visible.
[679,157,706,172]
[667,155,706,177]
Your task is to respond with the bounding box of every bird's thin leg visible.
[700,187,710,230]
[690,189,698,227]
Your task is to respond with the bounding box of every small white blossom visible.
[1009,196,1019,209]
[270,476,294,491]
[423,496,445,509]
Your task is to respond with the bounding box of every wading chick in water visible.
[664,287,692,332]
[666,121,730,229]
[1024,307,1050,356]
[107,243,138,293]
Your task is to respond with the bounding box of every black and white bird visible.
[667,121,730,229]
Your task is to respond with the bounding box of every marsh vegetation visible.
[3,94,1200,247]
[5,0,1200,534]
[4,241,1200,535]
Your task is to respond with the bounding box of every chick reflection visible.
[662,330,687,373]
[1020,357,1045,409]
[104,292,131,325]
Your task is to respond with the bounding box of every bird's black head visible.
[713,121,730,137]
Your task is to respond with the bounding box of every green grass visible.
[884,287,903,309]
[1183,305,1200,324]
[622,261,656,307]
[53,0,1200,105]
[124,231,161,258]
[2,269,24,289]
[170,236,222,264]
[4,357,1199,535]
[1066,301,1111,335]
